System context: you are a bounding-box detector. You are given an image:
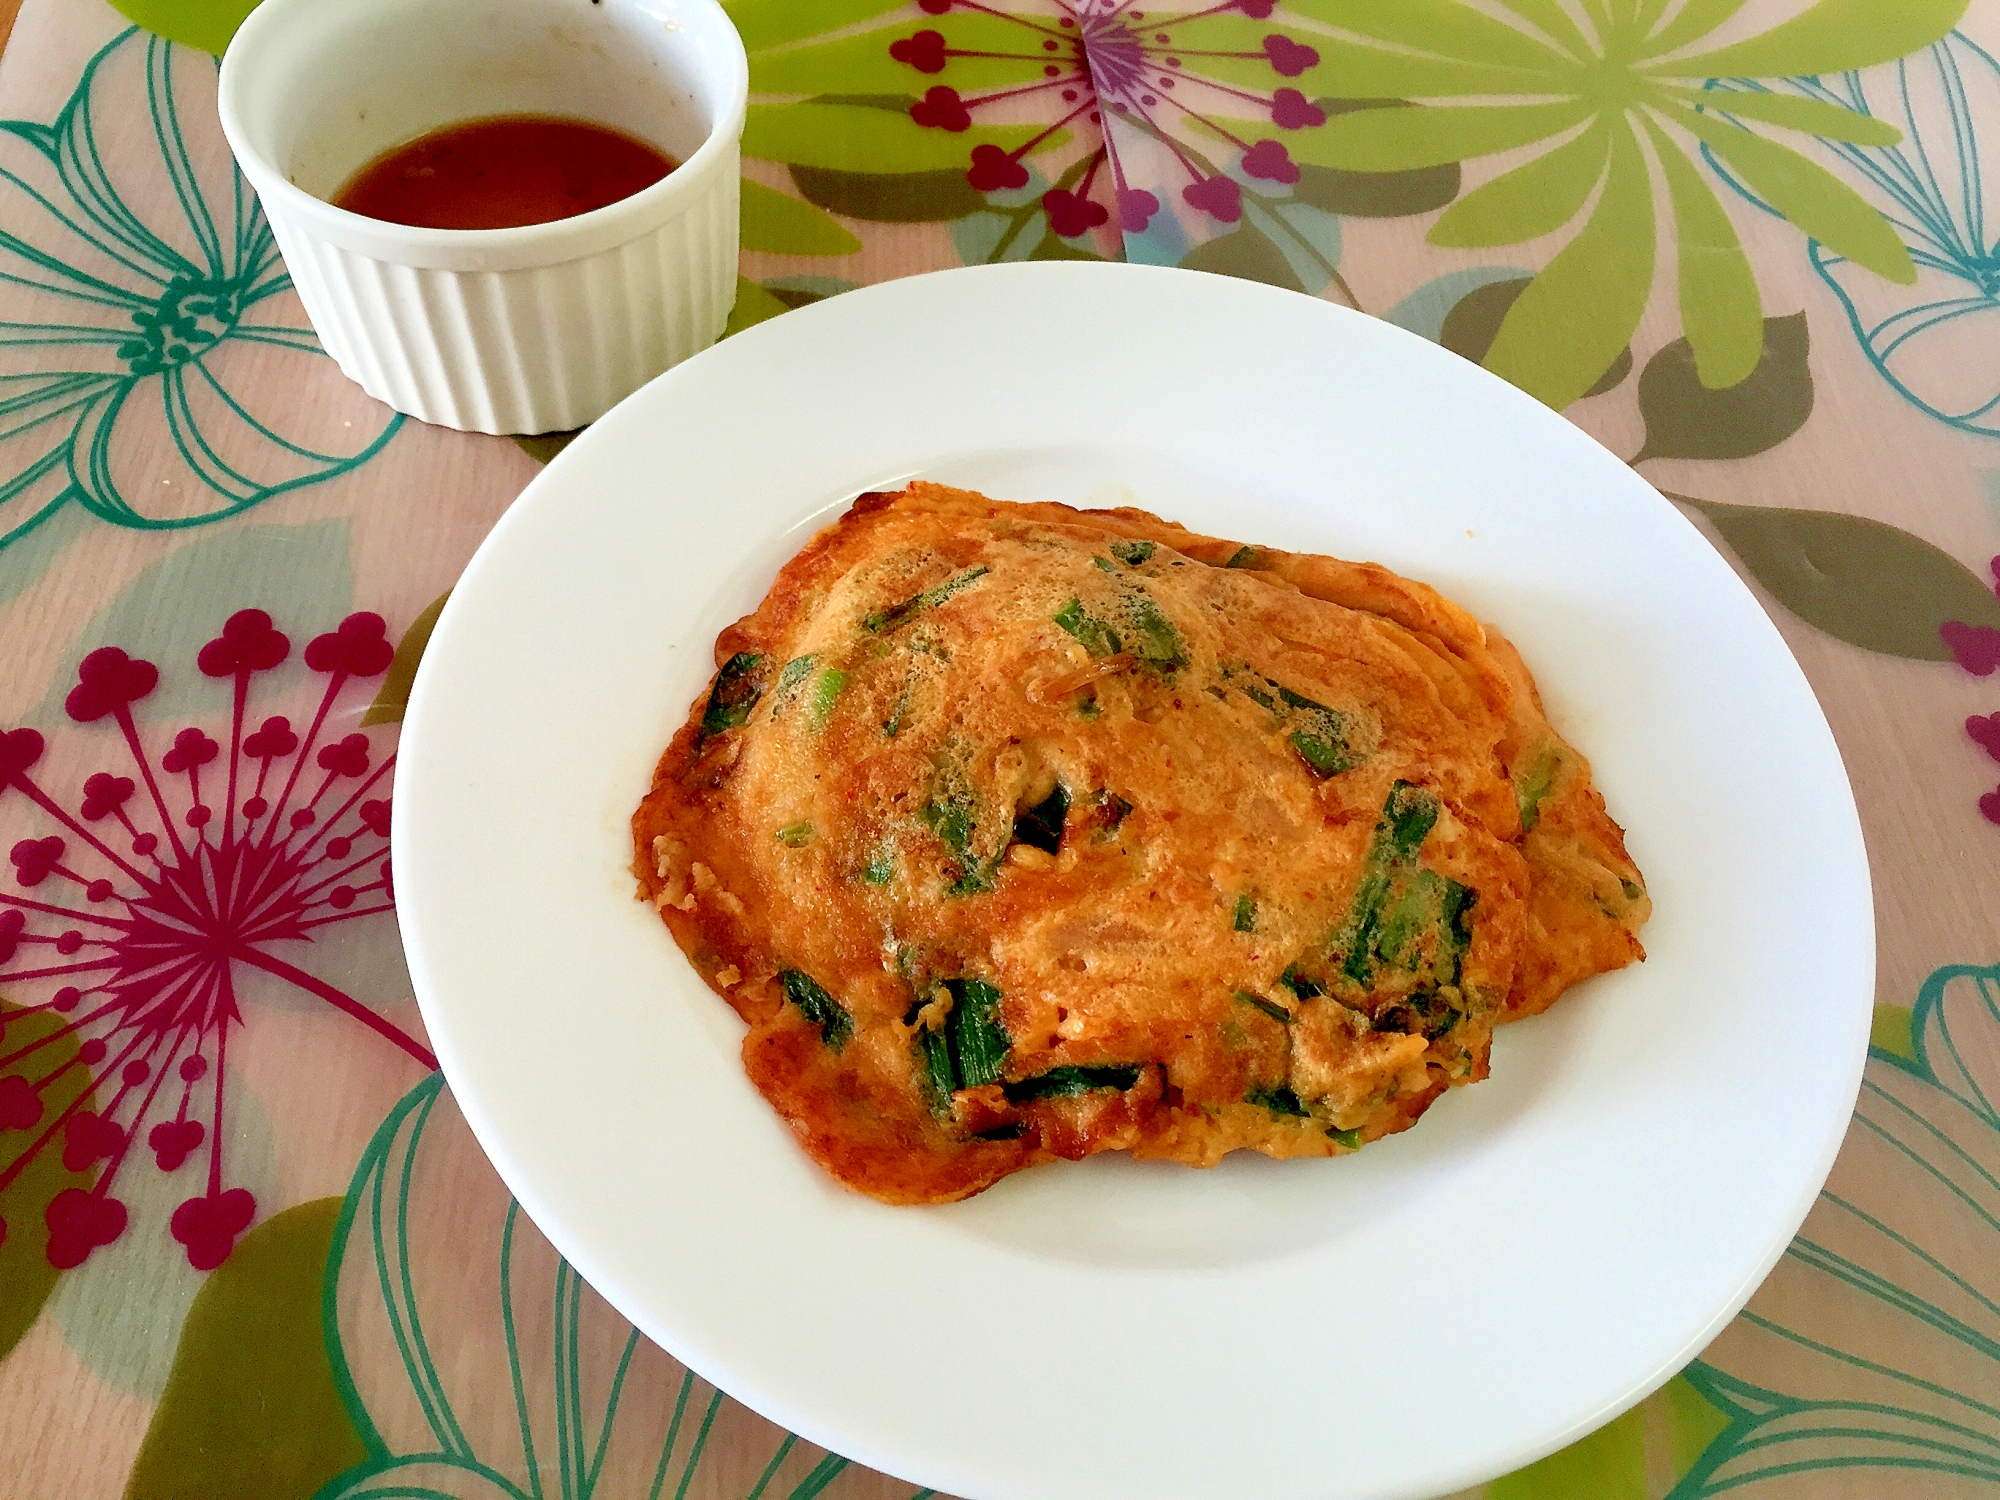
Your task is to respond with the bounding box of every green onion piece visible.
[773,654,817,709]
[1225,545,1267,569]
[1375,871,1475,979]
[698,652,764,738]
[1331,782,1474,988]
[1235,991,1291,1025]
[864,566,990,633]
[1246,1085,1307,1117]
[1376,994,1464,1039]
[780,969,852,1051]
[1120,589,1187,669]
[1109,539,1155,564]
[1004,1064,1142,1102]
[1290,730,1354,777]
[862,846,895,885]
[1382,780,1442,855]
[1620,879,1643,901]
[883,679,911,737]
[775,821,813,847]
[1091,789,1133,838]
[805,667,849,732]
[1517,748,1559,832]
[1329,1127,1363,1149]
[914,977,1013,1115]
[1054,597,1123,658]
[1278,966,1323,999]
[1012,783,1069,855]
[945,978,1010,1088]
[1232,892,1257,933]
[919,1025,956,1115]
[920,791,996,897]
[1272,683,1359,777]
[1337,782,1441,984]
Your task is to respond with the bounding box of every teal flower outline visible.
[1672,960,2000,1497]
[1704,31,2000,438]
[318,1074,939,1500]
[0,28,400,554]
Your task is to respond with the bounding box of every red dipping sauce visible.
[331,114,678,230]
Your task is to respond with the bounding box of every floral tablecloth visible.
[1,0,1996,1496]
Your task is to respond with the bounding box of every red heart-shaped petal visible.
[1242,139,1300,184]
[162,728,220,774]
[911,86,972,133]
[61,1110,123,1171]
[1262,34,1319,77]
[81,773,136,821]
[305,613,393,677]
[243,715,298,760]
[1043,187,1110,238]
[1943,621,2000,676]
[0,728,43,789]
[149,1117,204,1172]
[66,648,159,723]
[1183,174,1243,222]
[10,835,63,887]
[317,733,372,778]
[967,142,1029,192]
[45,1187,128,1268]
[1118,188,1161,232]
[198,609,292,677]
[890,29,949,74]
[0,1074,43,1131]
[171,1187,257,1270]
[1271,87,1325,130]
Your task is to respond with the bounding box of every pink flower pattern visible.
[893,0,1324,241]
[0,609,432,1272]
[1940,556,2000,825]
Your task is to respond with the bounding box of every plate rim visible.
[395,260,1873,1500]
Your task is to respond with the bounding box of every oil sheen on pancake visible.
[634,483,1649,1205]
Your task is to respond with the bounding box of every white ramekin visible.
[219,0,747,435]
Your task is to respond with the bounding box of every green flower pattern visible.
[1289,0,1964,406]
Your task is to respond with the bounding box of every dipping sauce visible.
[331,115,678,230]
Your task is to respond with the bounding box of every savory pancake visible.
[633,483,1648,1204]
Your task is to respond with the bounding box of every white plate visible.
[396,262,1871,1500]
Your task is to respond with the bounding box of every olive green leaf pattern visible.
[1670,494,2000,660]
[362,590,451,727]
[790,165,986,226]
[1633,312,1814,462]
[126,1199,369,1500]
[318,1075,937,1500]
[1286,0,1964,406]
[0,998,99,1363]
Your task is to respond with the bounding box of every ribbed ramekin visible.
[219,0,747,435]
